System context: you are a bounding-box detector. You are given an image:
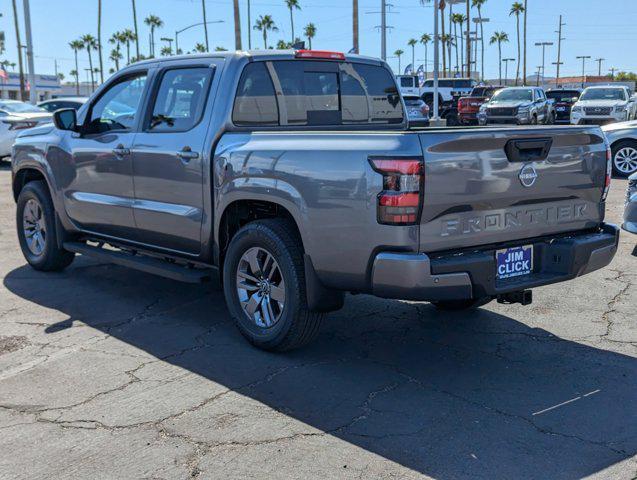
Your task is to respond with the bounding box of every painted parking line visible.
[532,389,601,416]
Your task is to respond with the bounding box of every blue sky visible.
[2,0,636,80]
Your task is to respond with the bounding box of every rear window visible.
[232,60,403,127]
[546,90,580,101]
[399,77,415,88]
[453,79,475,89]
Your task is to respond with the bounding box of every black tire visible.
[432,296,493,311]
[611,140,637,178]
[531,114,538,125]
[223,218,324,351]
[16,180,75,271]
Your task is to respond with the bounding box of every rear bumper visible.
[371,224,619,301]
[458,113,479,124]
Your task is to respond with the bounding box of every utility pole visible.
[536,66,542,87]
[595,58,605,76]
[201,0,209,52]
[22,0,37,104]
[555,15,565,87]
[609,67,617,80]
[576,55,591,88]
[11,0,26,101]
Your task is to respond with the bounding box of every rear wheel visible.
[432,296,493,311]
[16,181,75,271]
[531,114,538,125]
[611,141,637,177]
[223,218,324,351]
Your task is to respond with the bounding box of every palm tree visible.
[110,49,123,70]
[352,0,359,53]
[441,34,453,75]
[233,0,242,50]
[131,0,140,59]
[144,14,164,57]
[285,0,301,43]
[440,1,447,76]
[407,38,417,73]
[472,0,487,81]
[11,0,26,100]
[451,13,466,74]
[490,31,509,85]
[420,33,432,79]
[510,2,524,85]
[97,0,104,84]
[215,46,228,51]
[160,46,173,57]
[81,34,97,90]
[394,49,404,73]
[304,23,316,49]
[193,43,207,53]
[254,15,278,50]
[69,39,84,95]
[121,29,136,65]
[523,0,528,84]
[276,39,290,49]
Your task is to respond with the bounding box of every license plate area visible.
[496,245,533,280]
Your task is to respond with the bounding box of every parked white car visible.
[420,78,476,107]
[602,120,637,177]
[570,86,637,125]
[0,100,52,158]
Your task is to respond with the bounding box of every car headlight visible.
[571,106,582,113]
[615,105,628,112]
[517,106,530,115]
[479,105,487,112]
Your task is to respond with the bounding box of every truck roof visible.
[127,49,385,68]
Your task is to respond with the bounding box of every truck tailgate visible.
[417,127,608,252]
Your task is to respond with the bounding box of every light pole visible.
[503,58,515,86]
[576,55,591,88]
[433,0,440,122]
[175,20,224,54]
[473,17,489,81]
[534,41,553,85]
[535,65,542,86]
[161,37,174,54]
[595,57,605,76]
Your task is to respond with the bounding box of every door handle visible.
[112,144,130,156]
[177,147,199,161]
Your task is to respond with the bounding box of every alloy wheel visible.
[236,247,286,328]
[614,147,637,175]
[22,198,47,256]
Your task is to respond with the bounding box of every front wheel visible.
[222,219,324,351]
[16,180,75,271]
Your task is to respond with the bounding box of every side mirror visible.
[53,108,77,131]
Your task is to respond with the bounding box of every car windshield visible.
[580,88,626,101]
[546,90,580,102]
[0,102,46,113]
[491,89,533,102]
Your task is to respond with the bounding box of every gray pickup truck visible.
[11,51,619,351]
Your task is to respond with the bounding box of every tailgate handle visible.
[504,138,553,162]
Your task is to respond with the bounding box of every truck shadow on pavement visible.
[4,257,637,480]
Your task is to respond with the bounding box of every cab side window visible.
[148,67,213,132]
[86,73,147,134]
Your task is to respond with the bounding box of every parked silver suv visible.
[478,87,553,125]
[571,86,637,125]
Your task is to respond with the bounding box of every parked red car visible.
[458,86,504,125]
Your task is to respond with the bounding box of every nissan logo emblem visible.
[519,164,538,188]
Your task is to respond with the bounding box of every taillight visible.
[602,144,612,201]
[369,157,423,225]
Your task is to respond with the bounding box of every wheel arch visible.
[12,167,49,202]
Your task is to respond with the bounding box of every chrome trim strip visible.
[71,192,132,208]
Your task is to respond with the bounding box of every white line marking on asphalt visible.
[531,389,600,416]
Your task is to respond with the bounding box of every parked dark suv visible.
[545,88,581,124]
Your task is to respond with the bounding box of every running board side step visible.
[63,242,214,284]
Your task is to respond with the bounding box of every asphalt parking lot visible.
[0,162,635,480]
